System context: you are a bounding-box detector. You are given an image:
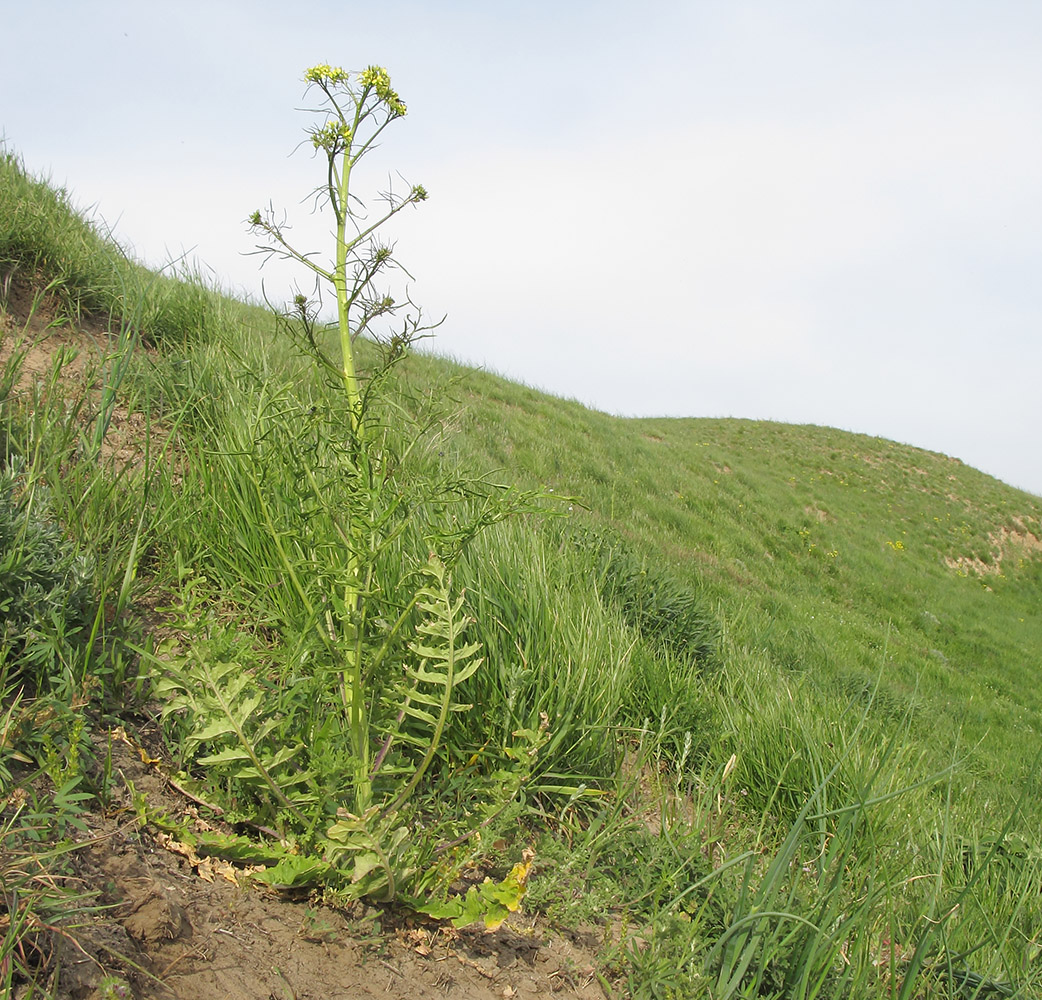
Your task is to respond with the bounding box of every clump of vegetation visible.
[593,533,719,668]
[0,466,93,692]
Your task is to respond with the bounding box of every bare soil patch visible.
[1,281,169,472]
[945,518,1042,577]
[1,279,104,385]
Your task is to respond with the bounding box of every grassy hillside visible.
[3,147,1042,999]
[396,351,1042,804]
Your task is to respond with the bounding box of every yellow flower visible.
[304,64,349,86]
[360,65,407,116]
[359,65,390,90]
[311,120,353,152]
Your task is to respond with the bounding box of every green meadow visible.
[2,145,1041,998]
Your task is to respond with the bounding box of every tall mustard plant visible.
[247,65,436,814]
[152,65,551,904]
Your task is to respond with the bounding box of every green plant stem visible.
[347,560,373,812]
[329,98,369,812]
[334,140,362,438]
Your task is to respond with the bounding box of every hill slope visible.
[395,351,1042,801]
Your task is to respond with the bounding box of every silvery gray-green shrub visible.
[0,464,93,690]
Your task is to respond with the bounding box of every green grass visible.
[3,148,1042,998]
[0,145,273,348]
[400,357,1042,812]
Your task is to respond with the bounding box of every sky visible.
[3,0,1041,495]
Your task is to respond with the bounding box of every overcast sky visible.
[4,1,1041,496]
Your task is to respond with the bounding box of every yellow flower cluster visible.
[359,65,390,90]
[303,64,407,117]
[360,64,407,117]
[304,64,350,86]
[311,120,354,152]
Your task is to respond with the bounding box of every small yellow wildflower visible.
[311,120,353,152]
[305,64,350,86]
[360,65,407,116]
[359,65,390,89]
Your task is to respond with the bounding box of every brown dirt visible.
[31,725,608,1000]
[1,279,101,386]
[0,280,166,473]
[2,291,612,1000]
